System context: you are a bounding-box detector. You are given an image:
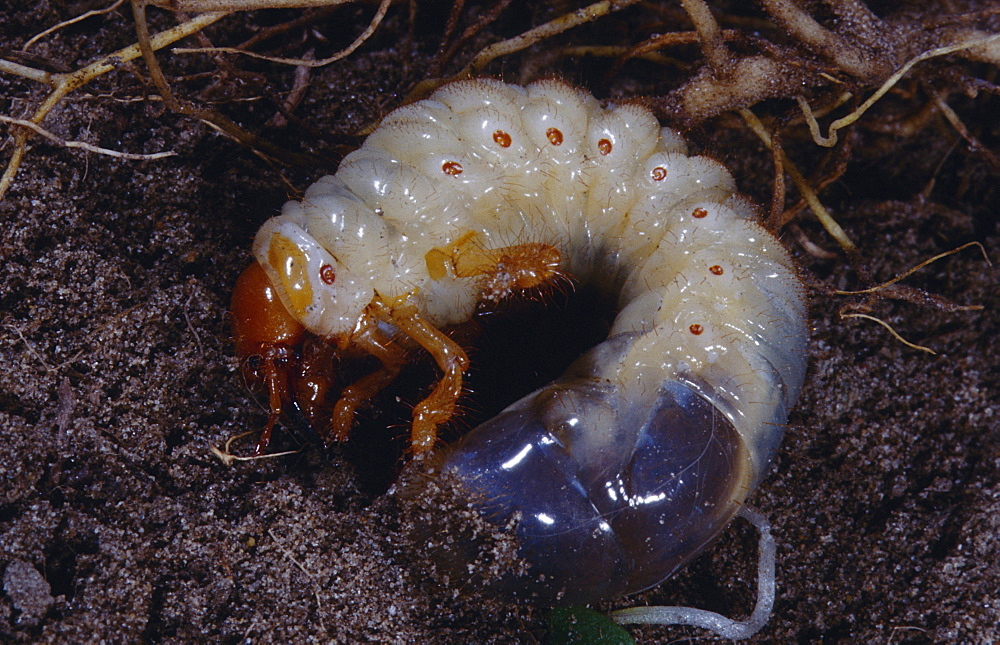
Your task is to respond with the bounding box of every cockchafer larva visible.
[231,79,808,636]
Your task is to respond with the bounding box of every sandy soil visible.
[1,3,997,642]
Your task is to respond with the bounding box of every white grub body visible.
[253,79,809,603]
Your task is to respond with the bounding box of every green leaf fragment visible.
[546,606,636,645]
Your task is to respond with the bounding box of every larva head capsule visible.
[252,217,372,338]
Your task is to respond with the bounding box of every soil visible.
[1,3,997,643]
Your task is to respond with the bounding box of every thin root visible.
[738,108,858,254]
[0,11,226,201]
[790,223,838,260]
[150,0,352,10]
[455,0,642,79]
[211,430,300,466]
[266,528,328,633]
[929,90,1000,172]
[0,115,176,161]
[611,505,775,640]
[800,33,1000,147]
[838,311,937,355]
[834,242,991,296]
[172,0,389,67]
[21,0,127,52]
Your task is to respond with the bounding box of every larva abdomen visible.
[442,365,750,603]
[243,78,809,603]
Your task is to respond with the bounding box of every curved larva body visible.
[250,79,808,603]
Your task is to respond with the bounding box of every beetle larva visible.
[231,78,808,614]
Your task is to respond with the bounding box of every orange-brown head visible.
[231,261,306,360]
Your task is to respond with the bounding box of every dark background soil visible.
[1,2,997,642]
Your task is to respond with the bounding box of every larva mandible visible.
[231,78,809,611]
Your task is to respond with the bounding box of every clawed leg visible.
[243,343,298,456]
[386,302,469,453]
[327,313,407,444]
[293,337,338,430]
[327,299,469,453]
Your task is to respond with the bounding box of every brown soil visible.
[1,3,997,642]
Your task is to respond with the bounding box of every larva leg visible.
[426,230,565,301]
[249,344,298,455]
[328,314,407,444]
[386,302,469,453]
[292,337,337,430]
